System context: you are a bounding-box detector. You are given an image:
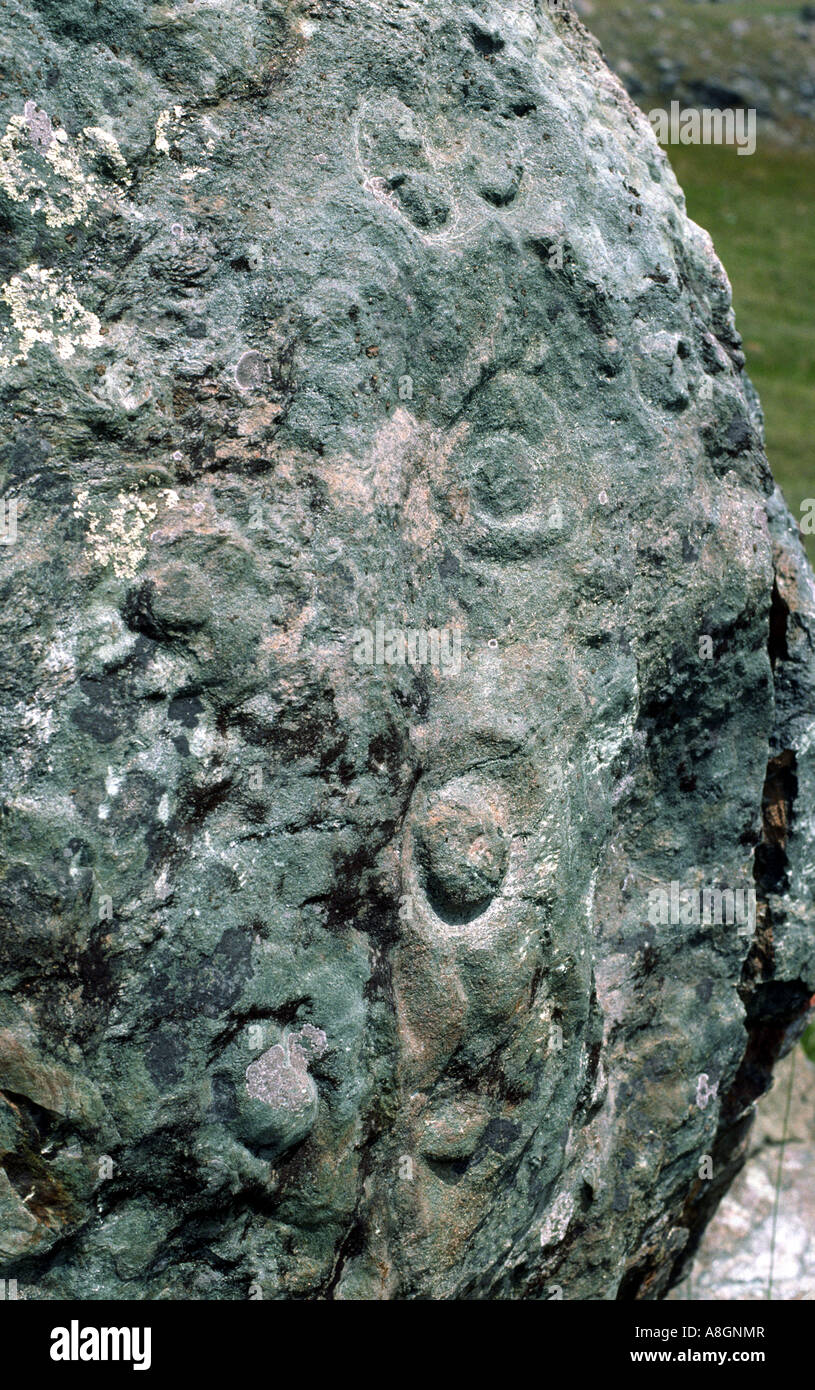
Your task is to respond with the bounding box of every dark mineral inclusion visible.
[0,0,813,1300]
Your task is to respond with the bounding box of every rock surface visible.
[0,0,813,1300]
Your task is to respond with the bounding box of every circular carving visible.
[234,349,268,391]
[414,783,508,923]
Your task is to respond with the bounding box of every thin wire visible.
[767,1046,797,1301]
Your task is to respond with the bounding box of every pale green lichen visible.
[72,488,159,580]
[0,103,129,228]
[0,264,104,368]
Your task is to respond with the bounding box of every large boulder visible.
[0,0,812,1299]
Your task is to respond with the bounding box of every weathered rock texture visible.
[0,0,813,1300]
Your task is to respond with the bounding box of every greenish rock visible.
[0,0,813,1300]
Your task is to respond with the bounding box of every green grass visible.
[588,0,814,72]
[666,143,815,563]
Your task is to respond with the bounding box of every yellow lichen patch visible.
[72,488,161,581]
[0,264,104,368]
[0,104,129,228]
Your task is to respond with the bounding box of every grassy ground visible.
[585,0,815,124]
[667,142,815,564]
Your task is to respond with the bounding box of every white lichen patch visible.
[73,488,158,580]
[188,721,218,759]
[0,104,128,228]
[82,126,130,177]
[105,766,122,798]
[154,106,184,155]
[102,359,153,414]
[40,630,77,682]
[0,265,104,369]
[538,1189,576,1250]
[19,703,56,745]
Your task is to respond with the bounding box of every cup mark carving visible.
[411,778,509,924]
